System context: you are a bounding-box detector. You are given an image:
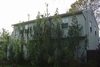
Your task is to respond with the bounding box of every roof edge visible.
[12,10,83,26]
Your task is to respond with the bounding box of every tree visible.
[24,3,84,67]
[67,15,83,62]
[27,3,69,67]
[0,28,10,60]
[13,23,26,64]
[0,50,4,63]
[69,0,100,12]
[69,0,100,24]
[0,28,10,67]
[8,23,26,65]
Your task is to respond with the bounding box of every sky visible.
[0,0,76,33]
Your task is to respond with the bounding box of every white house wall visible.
[62,14,86,37]
[61,9,99,50]
[84,9,99,50]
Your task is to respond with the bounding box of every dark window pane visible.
[20,30,23,34]
[62,23,68,28]
[95,31,96,35]
[90,27,92,32]
[95,26,96,35]
[90,21,92,32]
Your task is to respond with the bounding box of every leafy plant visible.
[67,15,83,62]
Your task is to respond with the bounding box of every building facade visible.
[12,9,99,52]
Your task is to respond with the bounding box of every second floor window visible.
[62,23,68,29]
[94,26,96,35]
[90,21,92,32]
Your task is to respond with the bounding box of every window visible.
[29,27,32,33]
[62,23,68,28]
[20,26,22,30]
[25,25,28,33]
[0,47,1,50]
[94,26,96,35]
[0,44,2,50]
[25,25,28,29]
[20,30,23,34]
[62,18,68,29]
[90,21,92,32]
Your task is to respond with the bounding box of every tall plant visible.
[0,28,10,60]
[10,23,26,64]
[67,15,83,61]
[28,3,68,67]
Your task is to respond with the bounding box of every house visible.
[12,9,99,61]
[12,9,99,50]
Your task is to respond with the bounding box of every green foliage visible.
[68,0,99,12]
[13,39,21,63]
[8,45,14,62]
[0,28,10,60]
[0,50,4,61]
[7,4,83,66]
[0,3,85,67]
[27,5,68,67]
[67,15,83,61]
[12,24,26,64]
[3,23,26,64]
[69,0,87,12]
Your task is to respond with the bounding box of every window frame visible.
[90,21,92,32]
[62,23,68,29]
[94,26,96,35]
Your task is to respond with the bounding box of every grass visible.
[0,65,33,67]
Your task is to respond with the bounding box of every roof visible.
[12,10,83,26]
